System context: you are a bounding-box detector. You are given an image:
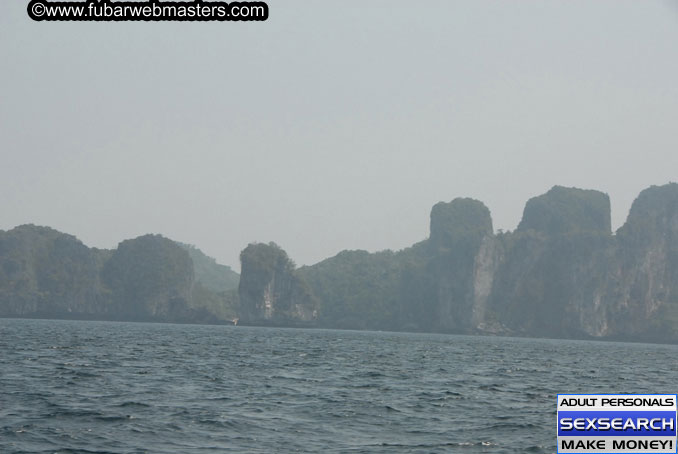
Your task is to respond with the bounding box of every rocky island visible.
[1,183,677,343]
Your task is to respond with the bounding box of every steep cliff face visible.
[102,234,197,321]
[489,187,615,338]
[0,225,107,317]
[483,184,678,341]
[517,186,611,235]
[297,199,501,333]
[428,198,496,332]
[607,183,678,340]
[238,242,316,324]
[0,227,237,323]
[490,230,615,338]
[470,234,502,330]
[2,184,677,341]
[238,183,678,341]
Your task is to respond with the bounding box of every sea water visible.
[1,318,677,453]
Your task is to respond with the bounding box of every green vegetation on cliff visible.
[299,198,494,333]
[518,186,611,235]
[299,249,404,330]
[102,235,196,321]
[430,197,493,251]
[178,243,239,292]
[0,225,108,317]
[0,228,238,324]
[613,183,678,340]
[238,242,316,324]
[289,184,678,342]
[2,183,678,342]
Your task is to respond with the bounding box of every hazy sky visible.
[2,1,677,270]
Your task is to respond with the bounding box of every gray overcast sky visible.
[1,1,677,270]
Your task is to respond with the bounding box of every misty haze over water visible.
[2,1,678,269]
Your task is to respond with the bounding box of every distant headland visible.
[1,183,677,343]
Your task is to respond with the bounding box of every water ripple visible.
[1,319,676,453]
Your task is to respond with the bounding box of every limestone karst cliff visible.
[428,198,497,332]
[608,183,678,340]
[238,242,317,325]
[488,187,615,338]
[486,183,678,341]
[0,228,238,323]
[101,234,197,321]
[2,183,677,342]
[294,183,678,342]
[0,225,108,318]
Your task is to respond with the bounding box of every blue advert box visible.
[556,394,678,454]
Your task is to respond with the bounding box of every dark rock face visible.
[298,183,678,342]
[0,225,106,317]
[489,187,616,338]
[480,184,678,341]
[0,228,235,323]
[298,198,499,334]
[2,183,678,342]
[517,186,611,235]
[608,183,678,340]
[428,198,496,332]
[430,198,493,250]
[102,234,196,321]
[490,229,616,338]
[238,242,316,324]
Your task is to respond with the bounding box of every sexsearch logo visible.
[557,394,678,453]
